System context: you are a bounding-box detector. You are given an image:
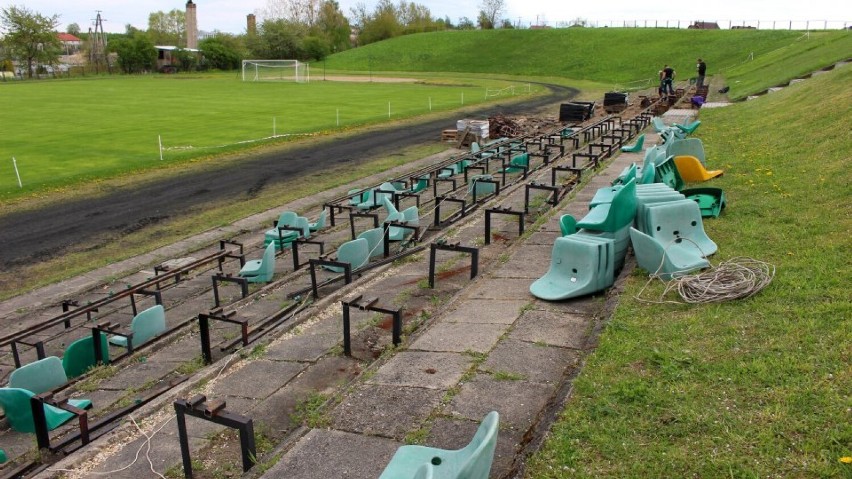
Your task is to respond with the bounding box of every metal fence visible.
[511,19,851,30]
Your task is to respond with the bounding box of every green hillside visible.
[527,65,852,478]
[328,29,851,91]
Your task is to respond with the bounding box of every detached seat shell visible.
[108,304,168,348]
[0,388,92,434]
[630,227,710,280]
[239,242,277,284]
[674,155,724,182]
[63,333,111,378]
[379,411,499,479]
[322,238,370,273]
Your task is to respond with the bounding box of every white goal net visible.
[241,60,310,82]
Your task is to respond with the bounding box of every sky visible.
[8,0,850,34]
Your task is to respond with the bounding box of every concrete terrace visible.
[0,110,693,478]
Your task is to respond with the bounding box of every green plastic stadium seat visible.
[559,214,577,236]
[682,187,726,218]
[498,153,529,174]
[0,387,91,434]
[644,200,717,256]
[629,227,710,280]
[322,238,370,273]
[0,449,6,464]
[569,233,615,290]
[577,178,637,233]
[468,174,497,199]
[109,304,168,347]
[348,189,366,206]
[382,197,418,241]
[575,225,630,272]
[308,210,327,232]
[9,356,69,394]
[674,119,701,134]
[379,411,499,479]
[621,133,645,153]
[530,237,611,300]
[63,333,110,378]
[638,161,656,184]
[665,138,706,165]
[264,211,300,250]
[238,242,277,283]
[410,176,430,194]
[654,156,685,191]
[613,163,637,185]
[357,228,386,259]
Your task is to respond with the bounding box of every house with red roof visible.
[57,33,83,55]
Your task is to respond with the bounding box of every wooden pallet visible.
[441,129,457,142]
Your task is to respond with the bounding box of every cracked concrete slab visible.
[440,299,526,325]
[447,375,554,432]
[366,351,471,390]
[481,338,580,385]
[331,384,443,440]
[510,309,595,349]
[210,359,307,400]
[411,322,508,353]
[260,428,399,479]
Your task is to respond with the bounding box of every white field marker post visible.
[158,135,164,161]
[388,102,391,118]
[461,92,464,105]
[336,109,340,126]
[429,97,432,111]
[12,157,22,188]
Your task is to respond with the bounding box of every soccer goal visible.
[241,60,310,83]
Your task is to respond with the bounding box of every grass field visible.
[0,73,538,201]
[525,65,851,477]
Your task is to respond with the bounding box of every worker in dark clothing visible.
[661,64,675,95]
[697,58,707,87]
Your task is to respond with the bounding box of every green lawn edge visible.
[525,66,851,477]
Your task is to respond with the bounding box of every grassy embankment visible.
[525,65,851,477]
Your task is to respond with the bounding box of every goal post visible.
[241,60,310,83]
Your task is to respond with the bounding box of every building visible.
[688,21,720,29]
[57,33,83,55]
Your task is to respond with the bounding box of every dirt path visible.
[0,83,576,268]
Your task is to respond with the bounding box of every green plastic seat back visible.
[629,227,709,280]
[654,156,685,191]
[639,162,656,184]
[0,387,90,433]
[401,206,419,226]
[336,238,370,271]
[530,237,602,301]
[614,163,637,185]
[511,153,529,168]
[276,211,299,228]
[645,200,717,256]
[295,216,311,239]
[577,178,637,233]
[348,189,365,205]
[309,210,327,231]
[666,138,705,165]
[470,142,481,153]
[682,187,726,218]
[265,211,300,247]
[413,463,433,479]
[621,133,645,152]
[468,175,496,198]
[652,117,667,132]
[62,333,110,378]
[388,206,419,241]
[124,304,168,346]
[411,176,430,193]
[560,128,574,137]
[454,410,500,478]
[357,228,385,259]
[0,448,6,464]
[559,214,577,236]
[9,356,68,394]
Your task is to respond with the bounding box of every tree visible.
[314,1,350,52]
[248,19,304,59]
[477,0,505,29]
[0,5,60,78]
[148,9,185,46]
[199,34,244,70]
[66,22,80,36]
[111,31,156,73]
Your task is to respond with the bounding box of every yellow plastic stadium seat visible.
[673,155,723,182]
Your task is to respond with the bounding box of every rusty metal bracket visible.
[340,295,403,356]
[428,242,479,289]
[484,207,525,245]
[175,395,256,478]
